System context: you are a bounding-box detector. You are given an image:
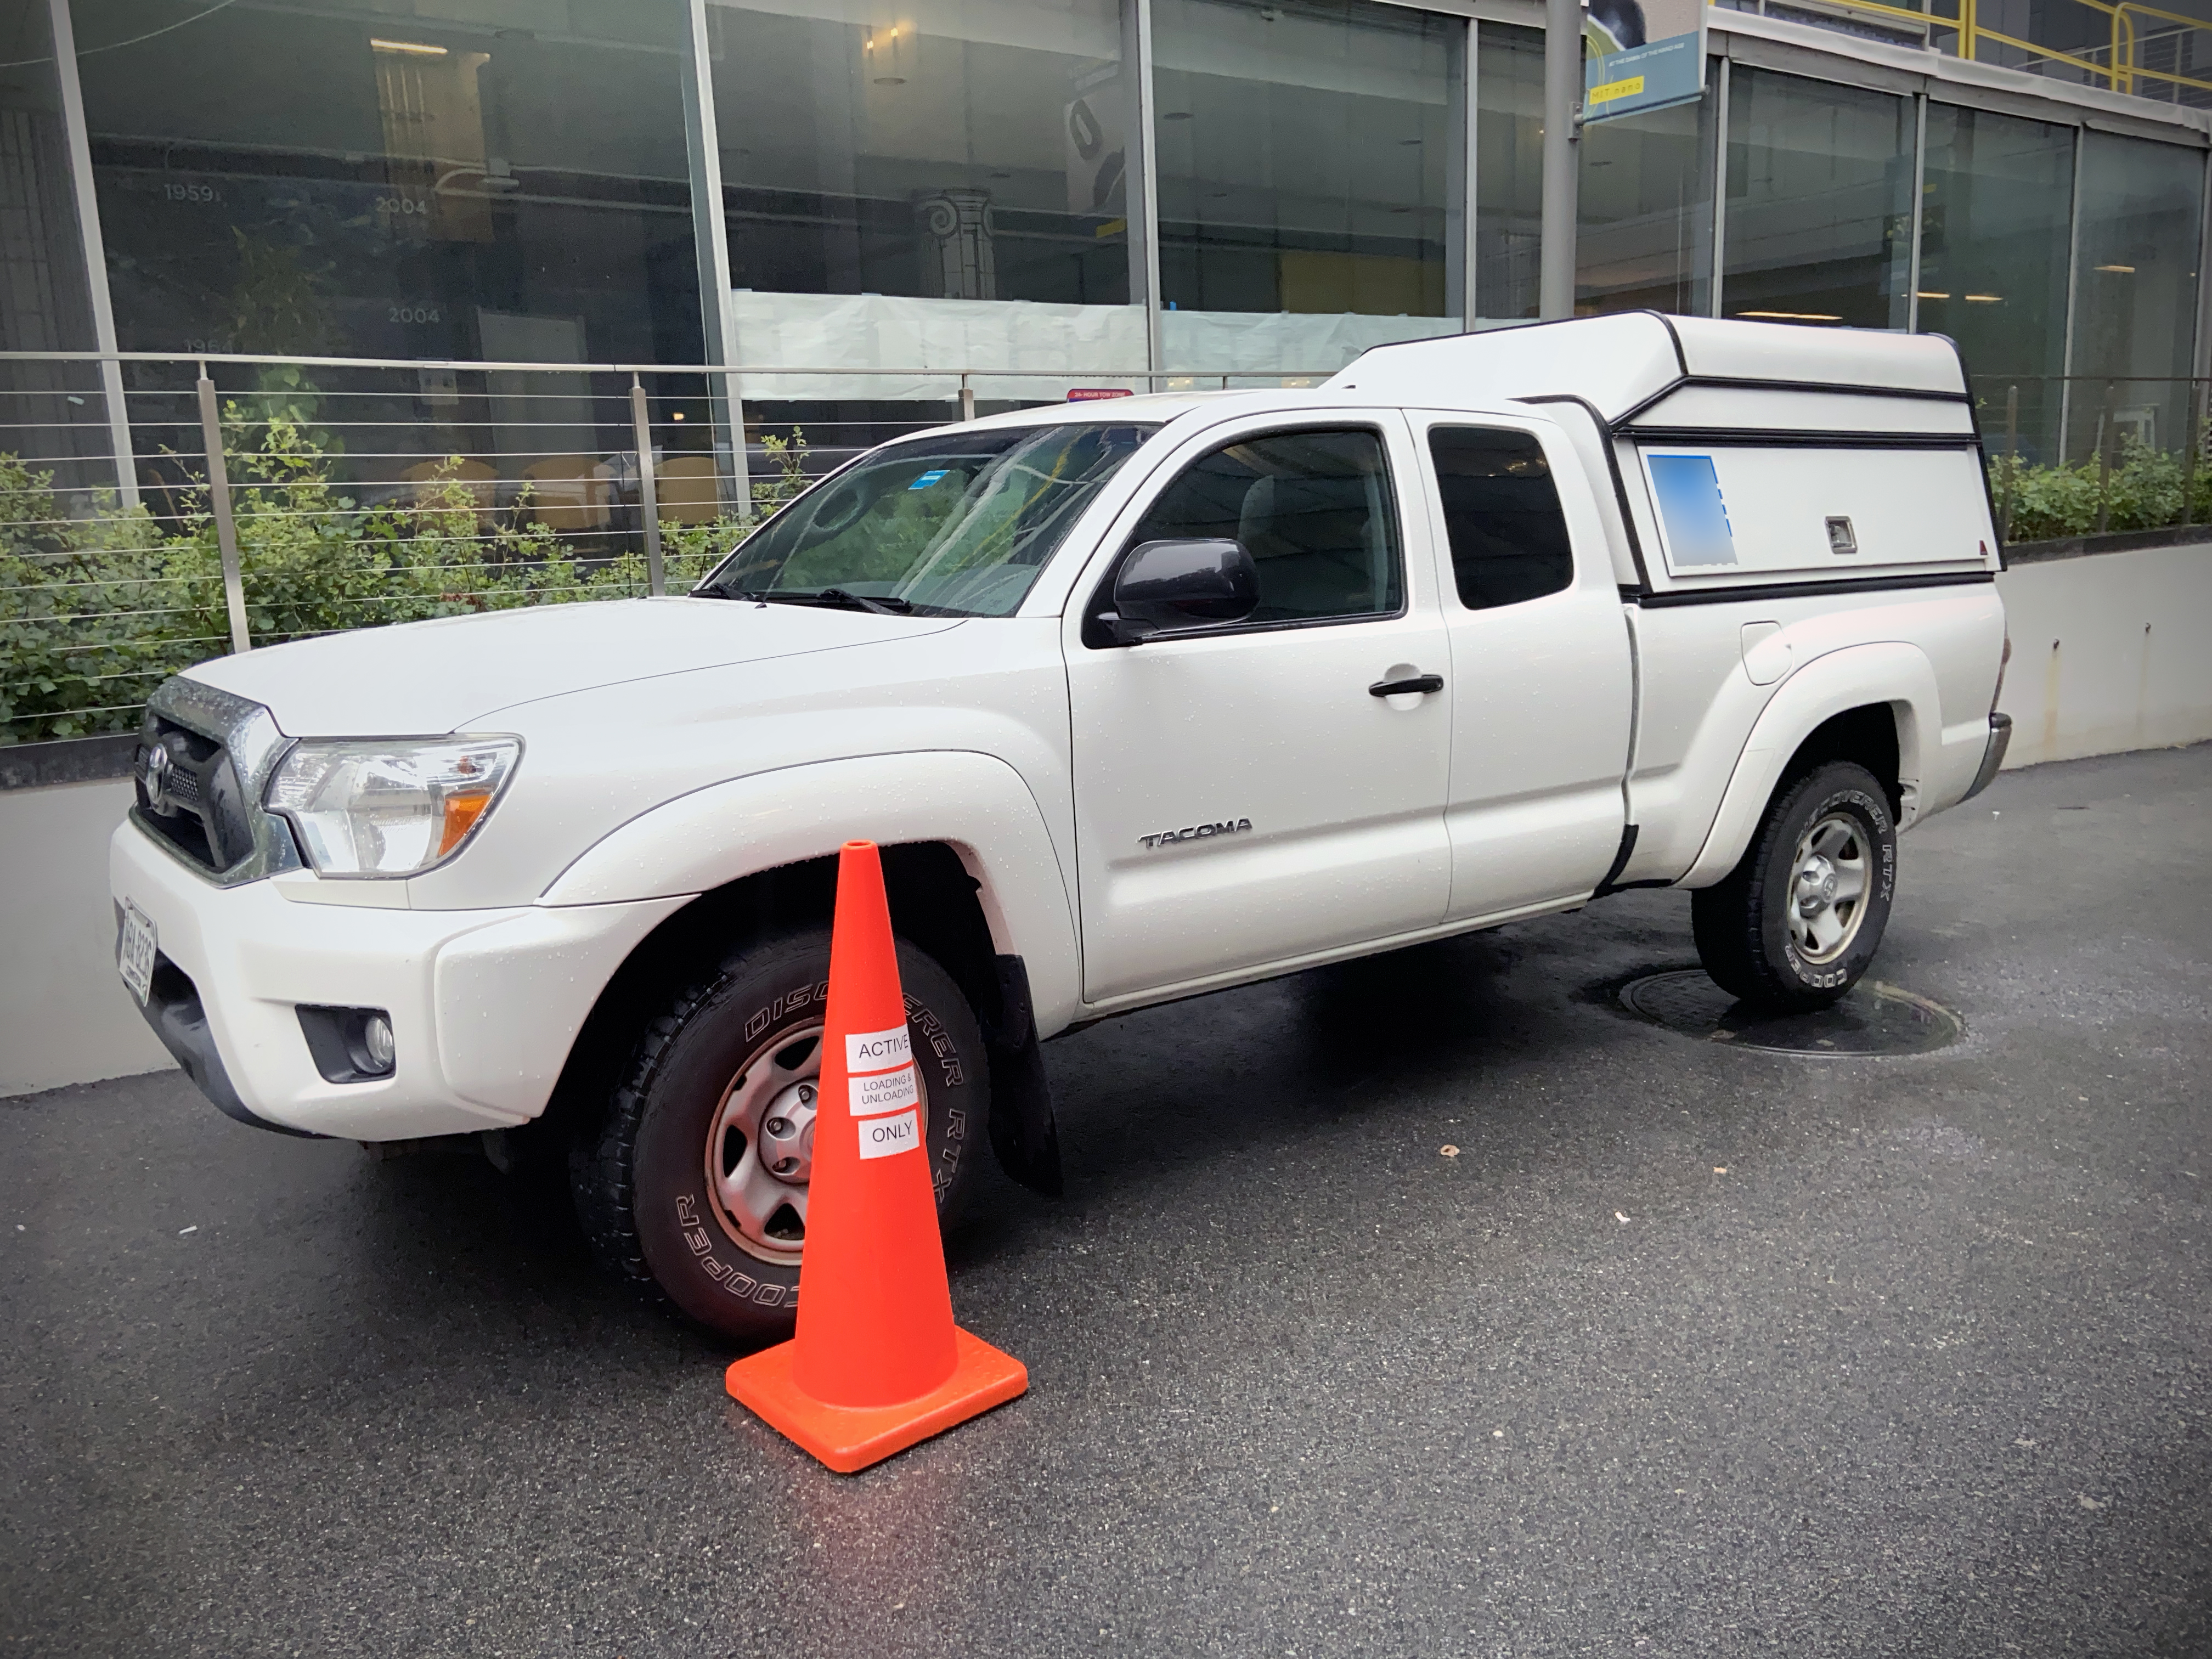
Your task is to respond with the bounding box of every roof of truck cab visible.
[1321,312,1971,425]
[952,388,1297,432]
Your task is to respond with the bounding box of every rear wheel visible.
[1692,760,1897,1012]
[571,928,988,1346]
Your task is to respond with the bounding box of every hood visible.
[184,597,964,737]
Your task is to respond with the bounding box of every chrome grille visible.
[128,679,303,886]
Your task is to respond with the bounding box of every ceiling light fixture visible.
[1915,290,1951,299]
[2095,263,2136,273]
[1963,294,2003,302]
[1736,309,1842,322]
[371,37,447,55]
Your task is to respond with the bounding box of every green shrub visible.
[0,417,819,745]
[1991,437,2210,544]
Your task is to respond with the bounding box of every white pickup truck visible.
[112,313,2011,1341]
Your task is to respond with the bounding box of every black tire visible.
[1691,760,1897,1013]
[571,927,988,1347]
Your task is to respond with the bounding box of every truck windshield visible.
[697,422,1160,617]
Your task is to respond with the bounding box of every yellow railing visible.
[1746,0,2212,100]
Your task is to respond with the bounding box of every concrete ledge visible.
[2006,526,2212,566]
[0,733,138,791]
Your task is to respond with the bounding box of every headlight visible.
[266,737,520,877]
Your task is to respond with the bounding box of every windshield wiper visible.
[816,588,913,614]
[719,586,913,614]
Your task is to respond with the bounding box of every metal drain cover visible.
[1618,970,1963,1056]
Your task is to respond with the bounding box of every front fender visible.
[1677,642,1939,889]
[536,751,1081,1034]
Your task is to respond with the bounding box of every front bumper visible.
[111,822,685,1140]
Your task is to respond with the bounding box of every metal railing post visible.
[2182,379,2203,529]
[195,363,251,656]
[2095,380,2115,534]
[2001,382,2019,539]
[959,373,976,423]
[630,375,665,596]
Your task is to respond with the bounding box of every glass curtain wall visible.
[0,1,111,489]
[2067,131,2205,465]
[1576,78,1715,316]
[1722,67,1913,328]
[70,0,701,523]
[706,0,1139,422]
[1917,103,2074,464]
[1150,0,1464,377]
[77,0,699,364]
[1473,22,1542,324]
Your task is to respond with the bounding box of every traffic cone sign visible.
[725,840,1028,1472]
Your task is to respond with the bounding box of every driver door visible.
[1064,413,1454,1004]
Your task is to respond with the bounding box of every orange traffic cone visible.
[724,840,1028,1472]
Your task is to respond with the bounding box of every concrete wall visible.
[1993,544,2212,768]
[3,544,2208,1099]
[1,779,173,1096]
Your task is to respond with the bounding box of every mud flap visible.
[984,955,1063,1197]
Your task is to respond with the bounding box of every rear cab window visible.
[1425,426,1575,611]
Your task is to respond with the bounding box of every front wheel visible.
[1691,760,1897,1012]
[571,928,989,1346]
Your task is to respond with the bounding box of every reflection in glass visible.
[1917,104,2074,465]
[78,0,699,365]
[1722,67,1911,329]
[702,422,1156,615]
[1474,23,1543,324]
[707,0,1130,307]
[0,1,109,490]
[1151,0,1464,374]
[2068,132,2205,466]
[1577,83,1713,317]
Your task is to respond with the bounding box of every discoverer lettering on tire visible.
[571,927,988,1346]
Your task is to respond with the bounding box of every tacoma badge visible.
[1139,819,1252,849]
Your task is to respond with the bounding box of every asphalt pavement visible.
[4,745,2208,1657]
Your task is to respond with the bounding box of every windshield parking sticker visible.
[851,1063,921,1118]
[1648,453,1738,567]
[847,1025,912,1071]
[859,1107,922,1159]
[909,469,950,490]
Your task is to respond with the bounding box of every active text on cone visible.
[846,1025,912,1070]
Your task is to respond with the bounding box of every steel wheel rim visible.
[1786,810,1870,965]
[702,1020,928,1266]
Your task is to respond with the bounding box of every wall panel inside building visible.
[75,0,701,369]
[1917,102,2075,465]
[2067,129,2205,465]
[1151,0,1464,374]
[1722,66,1912,329]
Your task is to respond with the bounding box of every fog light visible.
[297,1005,397,1083]
[358,1013,396,1075]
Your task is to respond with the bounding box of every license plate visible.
[118,900,157,1006]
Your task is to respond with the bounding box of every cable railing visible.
[1969,373,2209,543]
[3,351,2204,749]
[0,351,1317,748]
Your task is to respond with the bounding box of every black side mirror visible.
[1107,538,1259,645]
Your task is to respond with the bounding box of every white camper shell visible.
[1326,311,2003,599]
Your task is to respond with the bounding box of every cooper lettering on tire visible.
[1692,760,1899,1013]
[571,927,987,1346]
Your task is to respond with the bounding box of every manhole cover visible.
[1618,970,1963,1056]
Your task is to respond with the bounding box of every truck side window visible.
[1124,428,1403,625]
[1427,427,1575,611]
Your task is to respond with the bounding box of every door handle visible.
[1368,673,1444,697]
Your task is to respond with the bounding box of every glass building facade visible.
[2,0,2206,480]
